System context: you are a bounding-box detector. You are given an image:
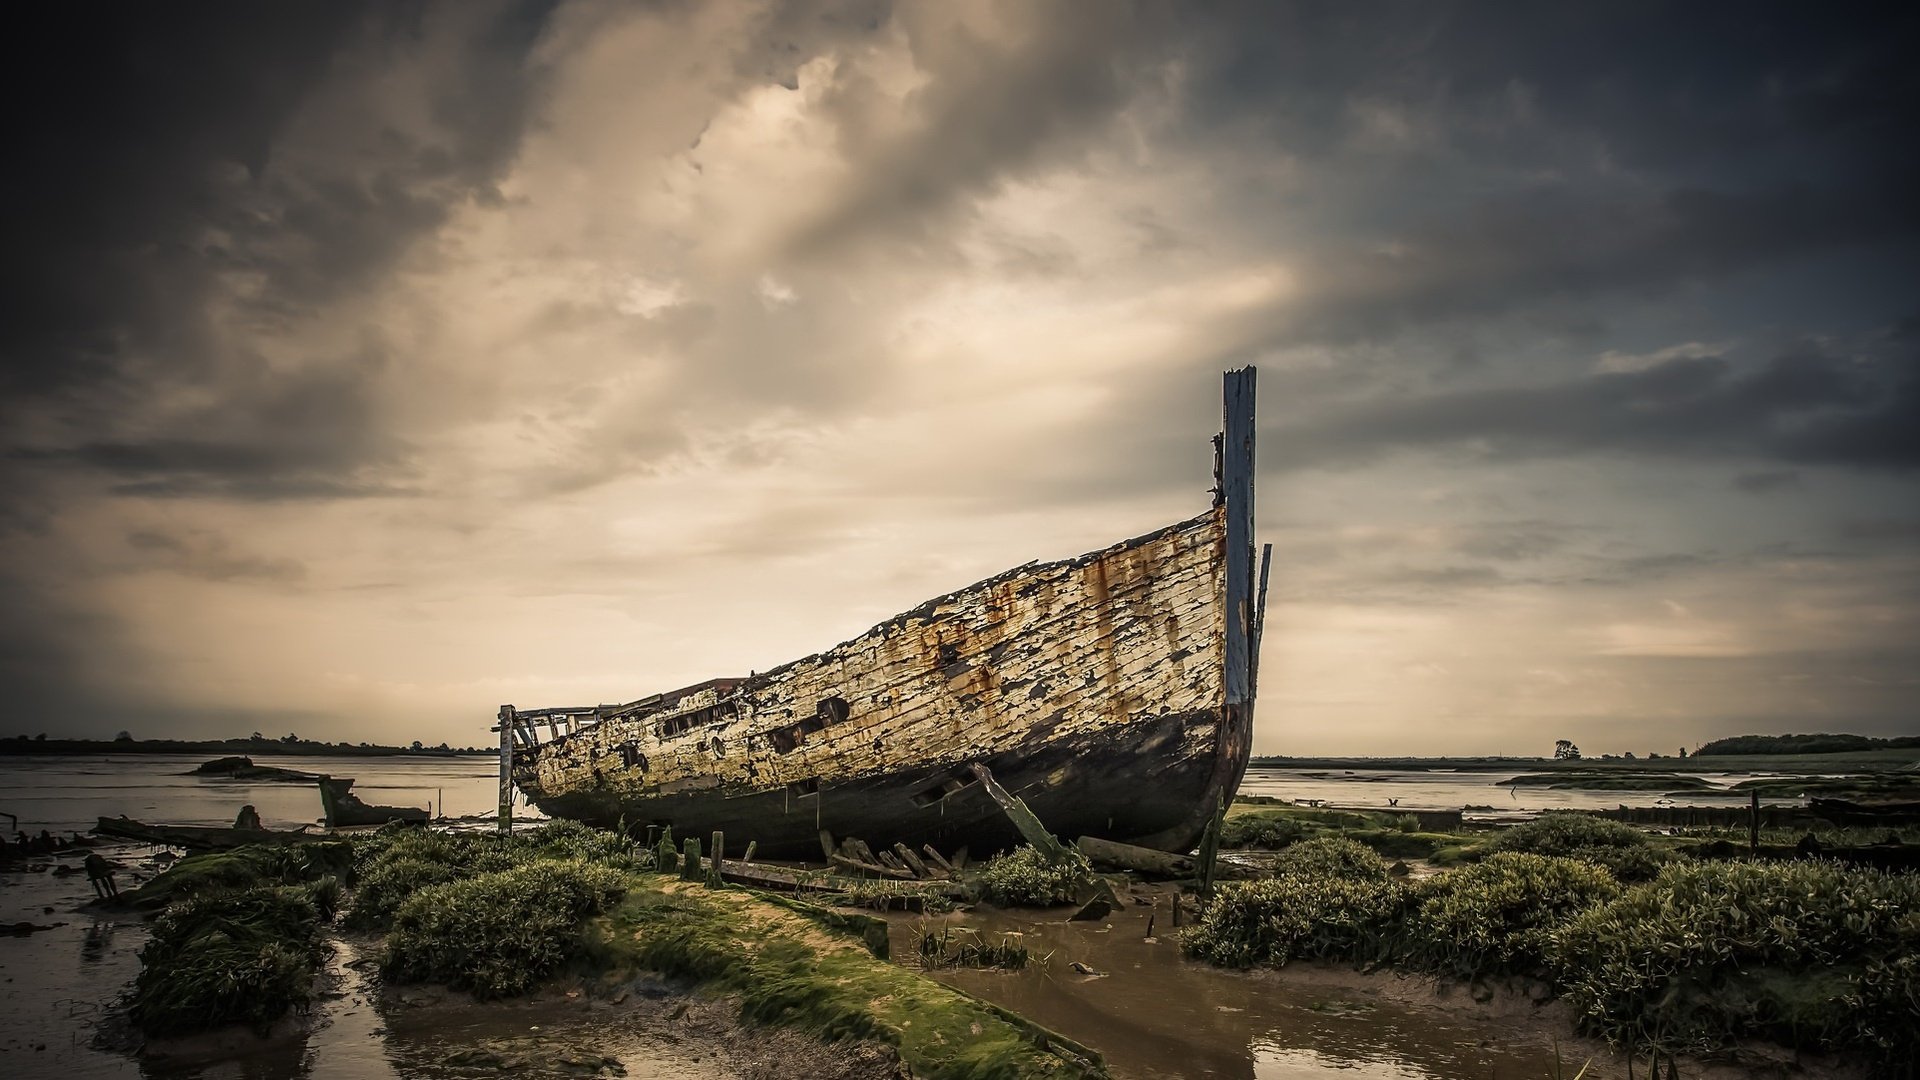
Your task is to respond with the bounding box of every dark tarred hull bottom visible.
[519,708,1235,861]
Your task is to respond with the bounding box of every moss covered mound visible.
[596,881,1104,1078]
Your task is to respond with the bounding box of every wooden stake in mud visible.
[681,837,702,881]
[742,840,757,864]
[1750,790,1761,854]
[709,831,725,886]
[1196,791,1226,899]
[496,705,515,835]
[656,829,677,874]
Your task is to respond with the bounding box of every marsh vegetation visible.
[1189,809,1919,1072]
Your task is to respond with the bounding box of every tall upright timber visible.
[498,369,1264,859]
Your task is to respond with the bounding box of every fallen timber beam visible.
[968,762,1072,862]
[831,853,918,880]
[1076,834,1261,881]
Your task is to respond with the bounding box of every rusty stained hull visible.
[513,508,1250,860]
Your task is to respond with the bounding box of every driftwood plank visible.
[829,853,917,880]
[969,763,1070,862]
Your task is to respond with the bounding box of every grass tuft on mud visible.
[382,860,629,998]
[978,845,1093,907]
[1485,813,1670,881]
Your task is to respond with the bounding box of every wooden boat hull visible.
[507,369,1263,861]
[93,816,317,850]
[532,704,1240,860]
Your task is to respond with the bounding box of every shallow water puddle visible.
[889,898,1594,1080]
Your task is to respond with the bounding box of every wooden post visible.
[497,705,515,835]
[1750,791,1761,853]
[681,837,702,881]
[1222,367,1257,708]
[656,829,677,874]
[709,831,725,886]
[742,840,757,864]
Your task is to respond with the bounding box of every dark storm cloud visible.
[784,1,1172,260]
[0,1,558,502]
[1266,346,1919,471]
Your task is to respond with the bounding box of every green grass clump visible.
[1486,813,1668,881]
[345,822,634,930]
[978,846,1092,907]
[1219,811,1309,850]
[130,886,326,1035]
[1548,859,1920,1065]
[382,860,629,998]
[1408,853,1618,979]
[1181,873,1408,969]
[1274,835,1390,881]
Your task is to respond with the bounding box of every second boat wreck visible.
[497,368,1266,860]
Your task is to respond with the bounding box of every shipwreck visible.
[495,368,1266,860]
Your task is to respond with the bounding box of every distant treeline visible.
[0,734,492,757]
[1694,733,1920,756]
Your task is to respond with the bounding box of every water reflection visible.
[888,896,1578,1080]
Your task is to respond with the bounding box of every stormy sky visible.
[3,1,1915,755]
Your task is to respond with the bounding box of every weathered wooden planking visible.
[520,510,1225,806]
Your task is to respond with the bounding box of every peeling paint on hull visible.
[512,508,1249,860]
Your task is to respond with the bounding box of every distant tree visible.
[1677,746,1687,758]
[281,732,300,744]
[251,731,266,742]
[1622,751,1636,759]
[1553,739,1581,760]
[33,733,45,741]
[1648,751,1661,759]
[114,730,133,742]
[410,740,424,751]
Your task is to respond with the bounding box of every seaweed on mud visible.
[129,886,327,1035]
